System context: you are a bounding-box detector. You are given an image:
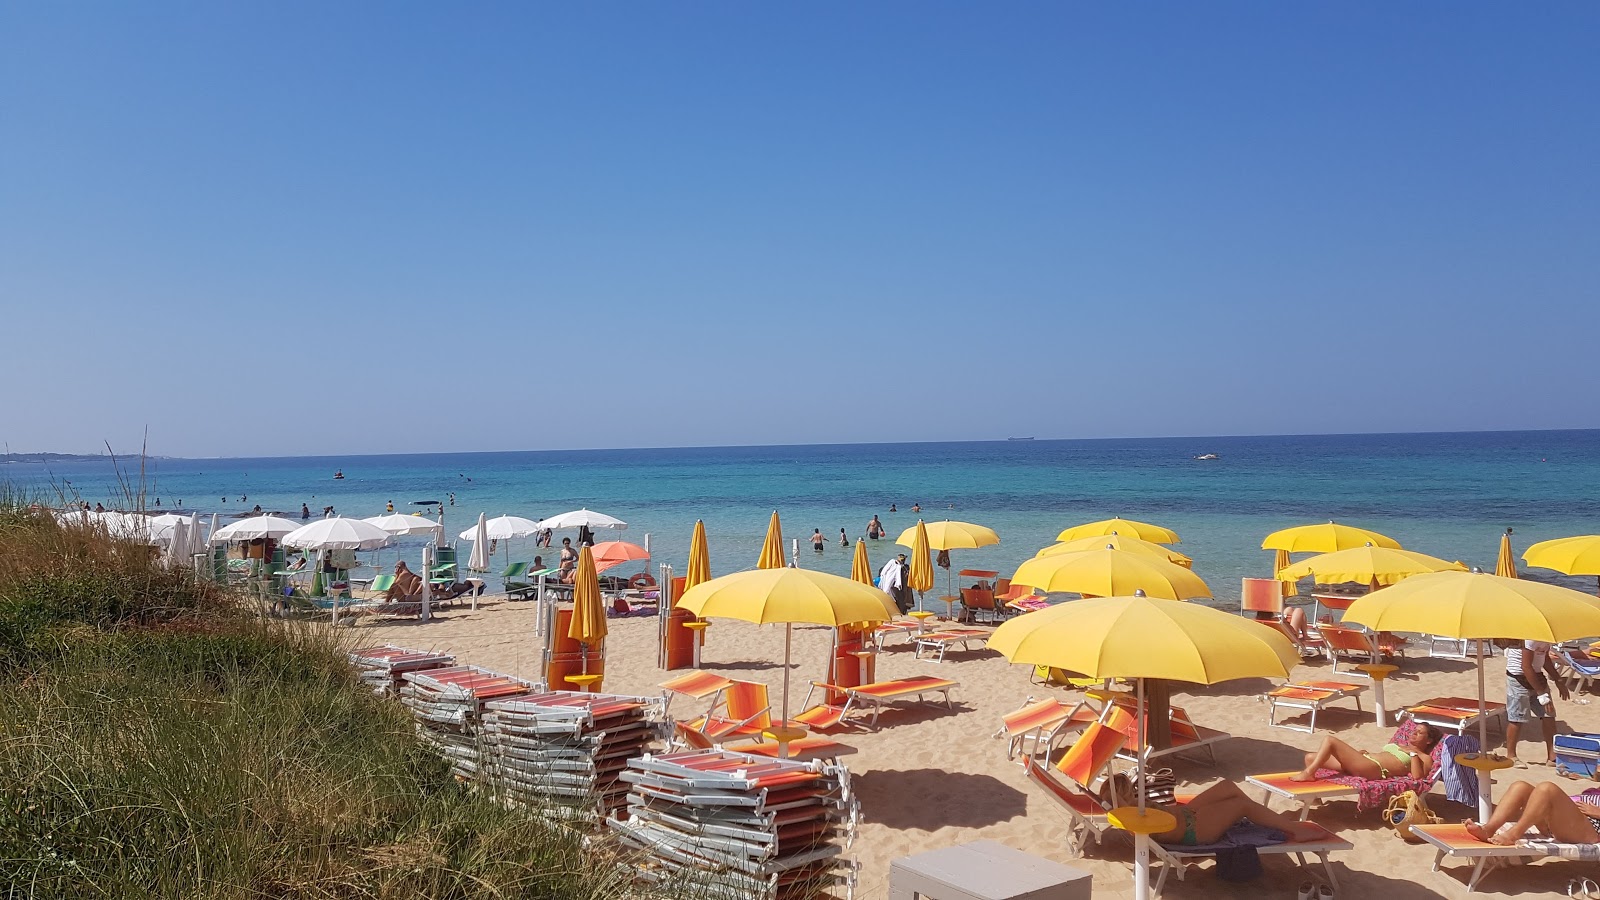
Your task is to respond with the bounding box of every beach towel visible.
[1178,821,1288,854]
[1438,733,1481,808]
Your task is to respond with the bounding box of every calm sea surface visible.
[8,430,1599,605]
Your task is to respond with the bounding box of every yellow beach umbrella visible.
[1261,521,1402,553]
[678,567,899,731]
[1346,570,1600,819]
[567,546,607,689]
[1038,534,1193,567]
[1012,547,1211,600]
[907,519,934,611]
[757,510,786,569]
[1495,529,1518,579]
[1524,535,1600,594]
[1276,544,1464,586]
[851,538,873,586]
[1057,517,1180,545]
[685,519,712,593]
[988,592,1296,900]
[895,520,1000,551]
[1274,548,1296,598]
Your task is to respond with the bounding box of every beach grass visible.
[0,500,625,900]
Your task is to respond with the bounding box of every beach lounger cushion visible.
[1555,732,1600,779]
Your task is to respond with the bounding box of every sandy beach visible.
[353,596,1599,898]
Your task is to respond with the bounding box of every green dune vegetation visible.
[0,499,627,899]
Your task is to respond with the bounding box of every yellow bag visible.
[1384,790,1441,843]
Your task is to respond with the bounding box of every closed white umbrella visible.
[212,515,305,542]
[456,515,542,542]
[164,519,190,565]
[281,517,393,551]
[537,509,627,531]
[205,513,220,547]
[467,513,490,572]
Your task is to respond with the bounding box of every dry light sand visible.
[354,596,1598,898]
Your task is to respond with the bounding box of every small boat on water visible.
[1194,453,1220,461]
[1007,436,1035,442]
[333,470,345,479]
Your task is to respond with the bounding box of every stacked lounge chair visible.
[609,748,858,900]
[399,665,538,779]
[348,645,456,696]
[479,688,668,822]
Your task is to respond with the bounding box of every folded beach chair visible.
[1316,623,1407,674]
[1020,722,1130,853]
[685,679,772,740]
[1263,680,1366,734]
[995,696,1099,760]
[1100,700,1231,766]
[799,675,958,729]
[1402,696,1507,738]
[1247,719,1452,818]
[913,627,991,663]
[1411,822,1600,892]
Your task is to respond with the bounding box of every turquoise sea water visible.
[8,430,1599,605]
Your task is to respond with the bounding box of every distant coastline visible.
[2,452,114,464]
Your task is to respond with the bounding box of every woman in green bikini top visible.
[1288,724,1442,783]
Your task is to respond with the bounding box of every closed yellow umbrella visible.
[1012,547,1211,600]
[1057,517,1180,545]
[907,519,934,611]
[569,545,607,645]
[1262,521,1402,553]
[678,567,899,738]
[895,520,1000,551]
[1346,570,1600,820]
[685,519,712,593]
[1274,548,1296,598]
[988,593,1295,900]
[1495,529,1518,579]
[1524,535,1600,594]
[1276,544,1464,587]
[757,510,786,569]
[1038,534,1193,567]
[851,538,873,586]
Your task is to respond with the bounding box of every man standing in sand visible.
[1506,639,1568,767]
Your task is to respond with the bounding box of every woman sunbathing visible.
[1289,724,1441,782]
[1102,776,1326,846]
[1467,781,1600,844]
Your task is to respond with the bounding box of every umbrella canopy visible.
[851,539,873,586]
[757,511,786,569]
[1038,534,1193,567]
[1276,544,1464,586]
[591,540,649,569]
[467,513,491,572]
[568,545,608,645]
[1261,521,1402,553]
[1496,530,1519,579]
[457,515,541,541]
[907,520,934,595]
[281,517,392,551]
[364,513,444,538]
[1012,548,1211,600]
[684,520,712,595]
[211,515,305,542]
[1057,517,1180,545]
[1524,535,1600,578]
[537,508,627,531]
[145,513,197,545]
[895,520,1000,551]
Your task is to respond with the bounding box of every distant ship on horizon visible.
[1007,436,1035,441]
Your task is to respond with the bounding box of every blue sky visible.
[3,4,1597,457]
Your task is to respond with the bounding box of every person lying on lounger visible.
[1289,724,1441,782]
[1466,781,1600,844]
[384,561,424,602]
[1100,776,1325,846]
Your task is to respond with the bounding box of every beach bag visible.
[1384,790,1440,843]
[1133,765,1177,806]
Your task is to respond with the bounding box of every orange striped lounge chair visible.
[912,628,991,663]
[685,679,771,740]
[1402,696,1508,738]
[1410,822,1600,893]
[800,675,959,729]
[1247,720,1452,818]
[1021,721,1130,853]
[658,670,734,716]
[1263,680,1367,734]
[1316,623,1407,674]
[671,721,852,762]
[994,696,1100,760]
[1100,702,1231,767]
[872,620,923,649]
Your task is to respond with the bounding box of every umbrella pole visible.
[1134,677,1152,900]
[782,623,793,727]
[1477,641,1493,822]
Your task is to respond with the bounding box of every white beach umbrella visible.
[281,517,392,551]
[467,513,491,572]
[537,508,627,531]
[211,515,305,543]
[99,512,157,543]
[205,513,220,547]
[363,513,445,540]
[146,513,197,545]
[456,515,543,542]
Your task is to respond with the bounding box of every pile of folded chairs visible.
[399,664,538,780]
[608,748,858,900]
[348,645,456,696]
[479,688,668,822]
